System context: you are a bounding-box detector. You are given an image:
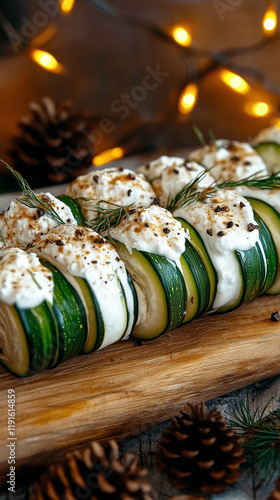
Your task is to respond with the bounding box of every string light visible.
[59,0,76,15]
[262,2,277,36]
[93,147,125,166]
[28,48,65,74]
[245,101,271,117]
[172,26,192,46]
[178,83,198,114]
[220,69,250,94]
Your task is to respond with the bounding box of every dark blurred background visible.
[0,0,279,188]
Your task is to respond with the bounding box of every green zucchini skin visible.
[15,301,59,375]
[57,194,85,225]
[253,212,278,294]
[246,197,280,294]
[40,259,88,365]
[235,242,266,306]
[142,252,187,335]
[254,142,280,174]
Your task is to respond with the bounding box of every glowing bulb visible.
[263,7,277,35]
[93,147,124,166]
[178,83,198,114]
[59,0,76,14]
[172,26,191,46]
[220,69,250,93]
[245,101,271,117]
[29,49,65,74]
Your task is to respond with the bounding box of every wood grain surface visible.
[0,294,280,479]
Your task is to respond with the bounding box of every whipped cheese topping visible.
[189,140,268,182]
[237,186,280,214]
[153,161,216,207]
[174,189,260,309]
[136,155,186,181]
[0,248,53,309]
[252,126,280,146]
[65,167,157,222]
[109,204,186,266]
[0,193,76,249]
[32,225,134,347]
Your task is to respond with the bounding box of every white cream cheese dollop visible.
[174,189,260,309]
[153,161,216,207]
[0,192,77,249]
[136,155,186,181]
[109,204,187,267]
[237,186,280,214]
[65,167,157,222]
[32,225,135,347]
[0,248,53,309]
[189,140,268,182]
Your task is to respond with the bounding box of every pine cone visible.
[156,403,245,494]
[30,440,155,500]
[268,475,280,500]
[10,97,95,187]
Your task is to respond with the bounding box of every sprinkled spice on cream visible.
[189,139,268,182]
[136,155,186,181]
[32,225,135,347]
[65,167,157,222]
[109,204,187,266]
[0,193,76,249]
[0,248,53,309]
[174,189,260,309]
[153,161,216,207]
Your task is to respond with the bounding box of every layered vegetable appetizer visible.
[1,128,280,376]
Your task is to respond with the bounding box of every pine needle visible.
[192,124,206,146]
[84,199,135,234]
[1,160,65,225]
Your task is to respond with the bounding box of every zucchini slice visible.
[180,238,210,322]
[235,241,266,306]
[57,194,85,225]
[254,142,280,173]
[176,218,217,311]
[246,197,280,294]
[112,240,187,340]
[253,212,278,294]
[40,260,88,364]
[0,300,59,376]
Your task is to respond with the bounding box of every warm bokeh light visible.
[272,117,280,128]
[245,101,271,117]
[59,0,76,15]
[220,69,250,93]
[178,83,198,114]
[172,26,192,46]
[263,7,277,35]
[29,49,65,74]
[93,147,125,166]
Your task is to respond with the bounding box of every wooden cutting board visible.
[0,294,280,479]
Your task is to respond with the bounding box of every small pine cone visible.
[10,97,95,187]
[157,403,245,495]
[31,440,154,500]
[268,475,280,500]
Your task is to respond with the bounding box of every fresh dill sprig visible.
[1,160,65,225]
[166,170,217,212]
[208,128,216,142]
[84,200,135,234]
[166,170,280,212]
[28,270,43,290]
[192,124,206,146]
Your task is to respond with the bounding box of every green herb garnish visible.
[0,229,6,252]
[1,160,65,225]
[84,200,135,234]
[27,270,43,290]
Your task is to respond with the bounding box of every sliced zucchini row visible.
[57,194,85,225]
[246,197,280,294]
[253,212,278,294]
[254,142,280,174]
[112,240,187,340]
[235,241,266,306]
[0,300,59,377]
